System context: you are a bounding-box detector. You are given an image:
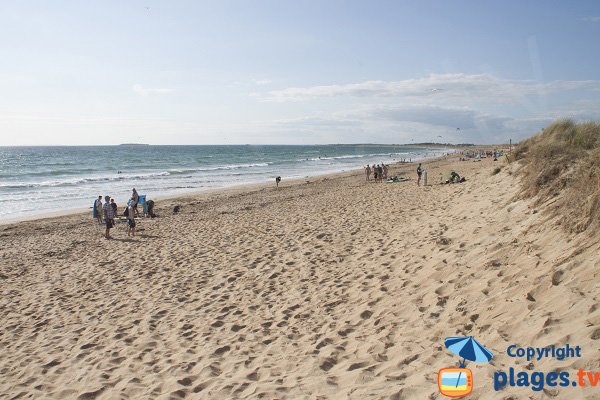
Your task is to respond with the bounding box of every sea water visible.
[0,145,450,220]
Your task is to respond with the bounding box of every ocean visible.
[0,145,450,220]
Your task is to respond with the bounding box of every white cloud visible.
[260,74,600,103]
[252,79,273,85]
[267,102,585,144]
[132,84,174,96]
[252,74,600,143]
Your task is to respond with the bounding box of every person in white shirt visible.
[127,199,136,237]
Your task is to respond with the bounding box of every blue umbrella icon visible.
[444,336,493,388]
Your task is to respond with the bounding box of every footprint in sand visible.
[213,345,231,356]
[319,356,337,371]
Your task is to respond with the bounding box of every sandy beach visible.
[1,154,599,399]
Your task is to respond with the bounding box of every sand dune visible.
[1,155,599,399]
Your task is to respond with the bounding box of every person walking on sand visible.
[365,165,371,181]
[417,163,423,186]
[102,195,115,239]
[93,195,103,224]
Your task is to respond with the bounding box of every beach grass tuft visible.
[515,119,600,232]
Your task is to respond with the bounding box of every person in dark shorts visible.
[127,199,136,236]
[417,163,423,186]
[276,176,281,188]
[110,198,118,217]
[102,195,115,239]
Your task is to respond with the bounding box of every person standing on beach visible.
[417,163,423,186]
[377,164,383,182]
[102,195,115,239]
[382,164,389,180]
[110,198,118,217]
[131,188,139,216]
[126,199,136,237]
[365,165,371,181]
[94,195,103,224]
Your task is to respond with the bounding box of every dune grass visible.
[515,119,600,232]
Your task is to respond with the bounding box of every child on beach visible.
[126,199,136,237]
[110,199,118,217]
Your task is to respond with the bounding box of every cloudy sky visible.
[1,1,600,145]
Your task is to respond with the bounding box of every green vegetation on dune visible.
[515,119,600,232]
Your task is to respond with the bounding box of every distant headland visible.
[119,143,150,146]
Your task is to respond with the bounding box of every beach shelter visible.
[138,194,148,216]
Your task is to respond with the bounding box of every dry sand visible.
[1,155,599,399]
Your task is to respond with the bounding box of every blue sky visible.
[1,1,600,145]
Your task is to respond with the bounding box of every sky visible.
[1,1,600,145]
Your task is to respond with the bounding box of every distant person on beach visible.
[127,199,136,236]
[382,164,389,180]
[377,164,383,182]
[365,165,371,181]
[131,188,139,216]
[372,164,378,181]
[276,176,281,188]
[102,195,115,239]
[110,198,118,217]
[417,163,423,186]
[93,195,103,224]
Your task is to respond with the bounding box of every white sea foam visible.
[0,145,453,219]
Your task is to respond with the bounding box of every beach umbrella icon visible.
[445,336,493,367]
[445,335,493,390]
[439,336,493,396]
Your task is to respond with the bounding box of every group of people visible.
[93,188,139,239]
[365,162,427,186]
[364,163,389,182]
